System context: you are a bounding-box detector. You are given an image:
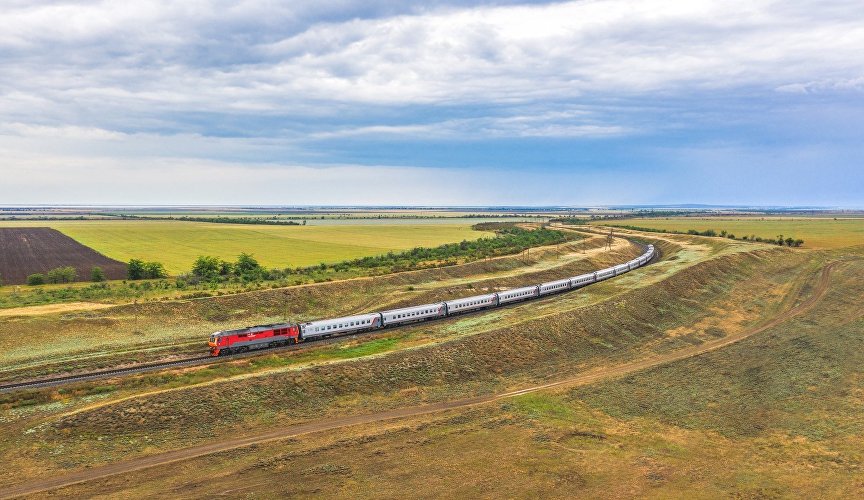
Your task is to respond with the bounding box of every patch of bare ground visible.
[0,302,114,318]
[0,228,126,284]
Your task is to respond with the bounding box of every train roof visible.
[213,322,295,336]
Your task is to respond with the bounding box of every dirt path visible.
[0,302,114,318]
[0,262,838,499]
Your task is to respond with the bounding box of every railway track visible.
[1,241,659,394]
[0,258,836,500]
[0,335,359,393]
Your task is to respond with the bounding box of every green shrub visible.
[27,273,46,286]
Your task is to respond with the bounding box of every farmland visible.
[1,222,862,498]
[0,228,127,285]
[591,216,864,249]
[0,220,494,275]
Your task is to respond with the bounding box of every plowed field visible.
[0,228,126,284]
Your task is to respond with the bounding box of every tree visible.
[128,259,146,280]
[127,259,166,280]
[47,266,77,283]
[218,260,233,276]
[91,266,106,282]
[235,253,262,278]
[27,273,46,285]
[192,255,221,279]
[785,237,795,247]
[143,261,167,279]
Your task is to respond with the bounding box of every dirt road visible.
[0,262,838,499]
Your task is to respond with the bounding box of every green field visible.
[592,217,864,249]
[0,220,493,274]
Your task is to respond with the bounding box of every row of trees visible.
[19,226,568,289]
[26,266,107,285]
[188,253,264,281]
[25,259,169,286]
[180,227,570,285]
[608,224,805,247]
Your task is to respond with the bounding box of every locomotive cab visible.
[208,332,223,356]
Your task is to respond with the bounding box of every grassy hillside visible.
[2,228,861,497]
[0,220,493,274]
[592,217,864,249]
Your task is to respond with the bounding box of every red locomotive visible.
[208,322,299,356]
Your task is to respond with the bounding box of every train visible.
[208,244,655,356]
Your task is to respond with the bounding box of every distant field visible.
[0,220,494,274]
[592,217,864,248]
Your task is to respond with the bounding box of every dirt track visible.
[0,262,838,499]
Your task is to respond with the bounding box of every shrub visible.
[91,266,106,282]
[47,266,77,284]
[143,261,168,279]
[27,273,46,286]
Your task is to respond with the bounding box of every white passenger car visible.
[301,312,382,338]
[596,267,616,281]
[381,303,447,327]
[570,272,596,288]
[496,285,540,305]
[445,293,498,314]
[539,278,571,296]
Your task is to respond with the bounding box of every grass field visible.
[2,228,862,497]
[0,220,493,274]
[592,217,864,249]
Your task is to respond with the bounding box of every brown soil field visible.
[0,228,127,285]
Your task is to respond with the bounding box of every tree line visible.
[605,224,804,247]
[26,266,107,285]
[20,226,571,289]
[177,226,570,285]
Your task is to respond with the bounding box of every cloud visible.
[0,1,862,205]
[3,0,863,116]
[776,77,864,94]
[309,110,632,140]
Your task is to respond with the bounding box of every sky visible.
[1,0,863,207]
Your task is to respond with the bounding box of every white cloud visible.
[0,1,862,205]
[309,111,632,140]
[2,0,863,115]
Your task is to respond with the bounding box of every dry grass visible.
[3,231,861,498]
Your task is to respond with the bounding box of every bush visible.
[128,259,167,279]
[27,273,46,286]
[47,266,77,284]
[91,266,106,282]
[128,259,145,280]
[143,261,168,279]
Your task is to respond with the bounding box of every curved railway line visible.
[0,260,839,500]
[0,240,658,394]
